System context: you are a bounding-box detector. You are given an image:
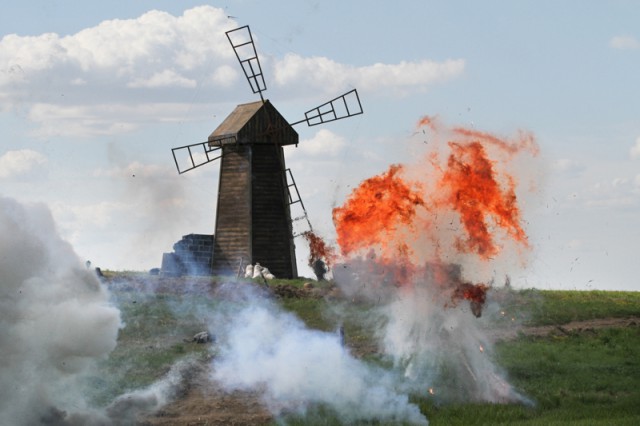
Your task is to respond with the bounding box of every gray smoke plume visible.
[210,283,428,424]
[0,196,122,425]
[0,196,193,425]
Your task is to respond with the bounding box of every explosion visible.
[441,140,528,258]
[332,164,425,258]
[329,116,539,404]
[332,115,537,308]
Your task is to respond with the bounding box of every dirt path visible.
[489,316,639,341]
[141,378,272,426]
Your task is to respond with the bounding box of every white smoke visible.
[0,195,193,425]
[0,195,121,424]
[383,286,526,403]
[210,283,428,425]
[334,260,530,405]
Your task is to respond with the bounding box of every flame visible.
[332,165,424,259]
[302,231,337,267]
[330,115,538,315]
[439,141,528,258]
[451,126,539,157]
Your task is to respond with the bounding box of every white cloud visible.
[630,137,640,159]
[127,69,197,88]
[27,102,201,138]
[273,54,464,96]
[0,8,230,85]
[295,129,347,157]
[0,6,465,138]
[358,59,465,92]
[209,65,238,87]
[610,35,640,50]
[50,200,125,229]
[552,158,585,175]
[0,149,48,179]
[0,6,237,137]
[581,176,640,208]
[93,161,171,179]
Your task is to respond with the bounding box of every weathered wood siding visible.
[211,144,251,275]
[251,144,297,278]
[209,100,298,147]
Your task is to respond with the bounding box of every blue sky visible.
[1,1,638,290]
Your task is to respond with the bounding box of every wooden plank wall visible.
[251,144,297,278]
[211,145,251,275]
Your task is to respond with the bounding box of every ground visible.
[141,381,271,426]
[139,312,637,425]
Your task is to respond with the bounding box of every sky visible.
[0,0,638,291]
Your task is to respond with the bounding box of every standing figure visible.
[313,258,328,281]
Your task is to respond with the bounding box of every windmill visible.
[170,25,363,278]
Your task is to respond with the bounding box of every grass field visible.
[97,273,640,425]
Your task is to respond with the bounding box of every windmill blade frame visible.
[290,89,363,127]
[226,25,267,101]
[171,141,224,174]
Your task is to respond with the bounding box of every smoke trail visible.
[0,196,195,425]
[210,283,428,424]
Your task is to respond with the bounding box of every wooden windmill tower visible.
[171,26,362,278]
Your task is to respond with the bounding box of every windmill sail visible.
[291,89,363,127]
[226,26,267,100]
[284,168,313,237]
[171,141,223,174]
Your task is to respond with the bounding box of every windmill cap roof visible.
[208,100,298,147]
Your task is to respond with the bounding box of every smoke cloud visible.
[210,283,428,424]
[0,195,121,424]
[0,195,193,425]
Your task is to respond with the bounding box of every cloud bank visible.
[0,6,464,137]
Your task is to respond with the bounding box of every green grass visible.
[274,327,640,425]
[89,287,215,405]
[278,288,640,425]
[413,327,640,425]
[97,274,640,424]
[280,297,337,330]
[494,288,640,326]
